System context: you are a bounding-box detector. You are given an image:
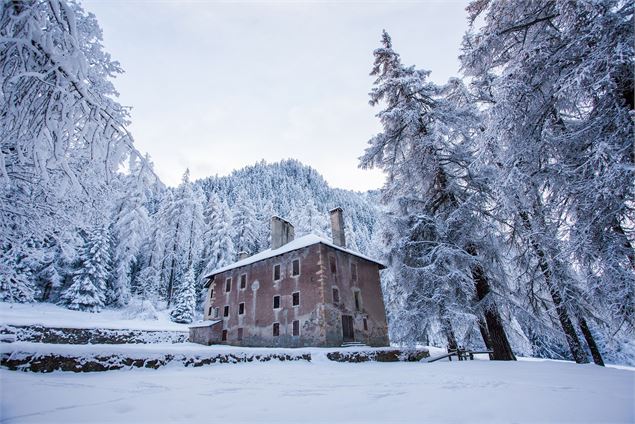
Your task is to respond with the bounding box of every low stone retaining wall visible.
[0,325,188,345]
[1,351,311,373]
[327,349,429,363]
[0,347,429,372]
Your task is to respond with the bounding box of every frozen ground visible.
[0,302,188,332]
[1,358,633,423]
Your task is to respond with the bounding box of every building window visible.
[237,328,244,341]
[223,305,229,317]
[292,259,300,276]
[351,263,358,282]
[208,306,212,316]
[273,264,281,281]
[273,322,280,337]
[273,295,280,309]
[329,256,337,274]
[221,330,227,341]
[363,318,368,331]
[332,287,339,304]
[240,273,247,289]
[209,289,214,299]
[239,302,245,315]
[293,320,300,336]
[213,307,219,318]
[292,292,300,307]
[225,277,231,292]
[354,291,361,311]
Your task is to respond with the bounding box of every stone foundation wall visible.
[0,325,188,345]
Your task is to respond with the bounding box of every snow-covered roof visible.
[188,320,222,328]
[204,234,385,284]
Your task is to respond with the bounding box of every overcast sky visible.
[83,0,470,191]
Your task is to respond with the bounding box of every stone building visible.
[190,208,389,347]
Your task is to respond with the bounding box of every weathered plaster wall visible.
[319,245,389,347]
[205,244,328,347]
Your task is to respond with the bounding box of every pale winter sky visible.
[83,0,470,191]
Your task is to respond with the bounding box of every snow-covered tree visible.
[170,267,196,323]
[59,225,111,312]
[0,0,154,302]
[460,0,634,364]
[110,158,151,306]
[361,31,515,359]
[199,193,235,277]
[231,189,258,256]
[160,170,205,306]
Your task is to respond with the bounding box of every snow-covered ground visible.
[2,359,633,423]
[0,302,188,332]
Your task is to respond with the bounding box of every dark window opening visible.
[208,306,212,316]
[239,302,245,315]
[363,318,368,331]
[293,320,300,336]
[354,291,361,311]
[292,259,300,276]
[225,278,231,292]
[237,328,244,341]
[223,305,229,317]
[329,256,337,274]
[221,330,227,341]
[273,323,280,337]
[209,289,214,299]
[273,264,281,281]
[240,274,247,289]
[351,263,358,282]
[292,292,300,307]
[332,288,339,304]
[273,295,280,309]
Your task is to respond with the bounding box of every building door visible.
[342,315,354,342]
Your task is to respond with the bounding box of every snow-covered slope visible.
[0,302,188,332]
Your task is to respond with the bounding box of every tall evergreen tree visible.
[460,0,633,364]
[170,267,196,323]
[59,225,111,312]
[361,31,515,359]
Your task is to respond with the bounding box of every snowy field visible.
[1,358,633,423]
[0,302,188,332]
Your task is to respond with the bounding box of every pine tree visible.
[201,194,235,276]
[459,0,633,364]
[232,188,258,256]
[361,31,515,359]
[170,267,196,323]
[160,170,205,306]
[0,241,35,303]
[110,157,151,306]
[59,225,111,312]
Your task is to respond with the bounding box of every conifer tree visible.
[361,31,515,359]
[59,225,111,312]
[170,267,196,323]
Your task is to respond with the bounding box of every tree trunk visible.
[578,316,605,366]
[519,210,589,364]
[166,220,180,307]
[478,317,493,351]
[441,316,458,351]
[467,244,516,360]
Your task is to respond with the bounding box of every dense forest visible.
[1,0,632,365]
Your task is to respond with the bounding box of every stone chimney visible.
[329,207,346,248]
[271,216,295,250]
[238,251,249,260]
